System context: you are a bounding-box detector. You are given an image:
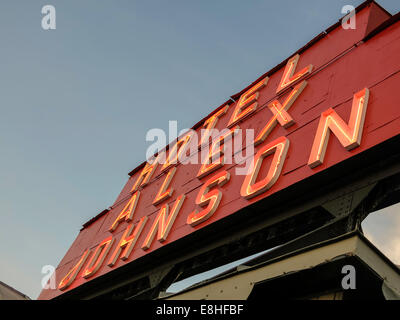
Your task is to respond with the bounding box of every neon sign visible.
[55,51,375,292]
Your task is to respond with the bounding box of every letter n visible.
[308,88,369,168]
[142,195,185,250]
[107,216,148,267]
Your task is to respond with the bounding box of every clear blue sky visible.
[0,0,399,299]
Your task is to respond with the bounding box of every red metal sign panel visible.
[39,2,400,299]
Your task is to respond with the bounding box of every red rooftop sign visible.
[39,2,400,299]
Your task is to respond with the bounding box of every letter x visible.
[255,81,307,146]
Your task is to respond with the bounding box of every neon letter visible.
[308,88,369,168]
[142,194,186,250]
[58,250,90,290]
[187,171,230,227]
[228,77,268,127]
[255,81,307,146]
[197,127,238,179]
[131,152,165,192]
[199,105,229,148]
[82,236,114,279]
[276,54,312,94]
[241,136,290,199]
[153,167,177,206]
[161,133,193,171]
